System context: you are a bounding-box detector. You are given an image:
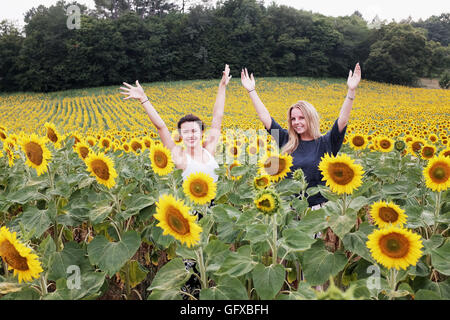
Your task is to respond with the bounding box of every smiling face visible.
[179,121,203,148]
[290,107,309,137]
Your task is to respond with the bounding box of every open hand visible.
[347,63,361,90]
[120,81,146,102]
[220,64,232,86]
[241,68,255,92]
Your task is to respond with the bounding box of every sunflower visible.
[122,142,131,153]
[225,159,241,180]
[142,137,153,150]
[366,226,423,270]
[183,172,216,205]
[99,137,112,151]
[3,145,18,167]
[378,137,394,152]
[440,148,450,158]
[20,134,52,176]
[428,134,438,144]
[318,153,364,195]
[44,122,63,149]
[226,143,242,158]
[86,136,97,147]
[420,144,436,160]
[0,130,7,141]
[154,194,202,248]
[423,155,450,192]
[349,134,368,150]
[74,140,91,160]
[246,143,259,157]
[394,140,406,153]
[0,227,43,283]
[84,151,118,189]
[254,189,281,215]
[149,144,174,176]
[408,138,426,156]
[253,175,271,190]
[258,153,293,182]
[130,138,144,154]
[369,201,407,228]
[172,130,183,145]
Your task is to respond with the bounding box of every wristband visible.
[140,99,149,104]
[248,89,255,93]
[346,95,355,100]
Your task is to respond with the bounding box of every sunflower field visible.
[0,78,449,300]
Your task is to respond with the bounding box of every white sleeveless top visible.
[182,148,219,182]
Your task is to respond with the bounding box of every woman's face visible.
[290,107,308,136]
[180,121,203,148]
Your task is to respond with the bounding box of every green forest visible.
[0,0,449,92]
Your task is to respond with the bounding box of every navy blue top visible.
[266,117,347,207]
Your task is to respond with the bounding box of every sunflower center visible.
[379,207,399,223]
[394,141,406,151]
[25,142,43,166]
[166,206,190,235]
[0,240,29,271]
[379,233,409,258]
[144,141,151,148]
[102,140,110,148]
[124,145,129,151]
[380,140,391,149]
[264,157,286,176]
[412,141,422,153]
[154,151,168,168]
[422,147,434,158]
[231,146,238,155]
[259,199,272,208]
[0,132,6,139]
[91,159,110,180]
[430,163,449,182]
[328,162,355,185]
[249,146,257,154]
[352,136,365,147]
[131,142,142,152]
[443,150,450,157]
[256,177,268,187]
[79,146,89,159]
[189,179,209,197]
[47,128,58,143]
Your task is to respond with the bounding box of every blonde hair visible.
[281,101,321,155]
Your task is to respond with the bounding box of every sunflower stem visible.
[40,274,48,297]
[195,247,208,290]
[272,214,278,265]
[433,191,441,235]
[387,268,398,300]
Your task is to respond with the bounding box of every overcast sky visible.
[1,0,448,26]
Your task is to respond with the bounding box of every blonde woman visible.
[241,63,361,208]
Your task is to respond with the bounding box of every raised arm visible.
[241,68,272,130]
[205,64,232,156]
[338,63,361,132]
[120,81,175,151]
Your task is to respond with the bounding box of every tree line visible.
[0,0,448,92]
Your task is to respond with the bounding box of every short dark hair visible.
[177,114,205,132]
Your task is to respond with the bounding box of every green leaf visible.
[244,224,269,243]
[423,234,444,255]
[252,263,285,300]
[296,208,328,236]
[7,186,47,204]
[89,202,113,225]
[431,240,450,276]
[38,235,56,268]
[204,239,230,273]
[200,275,248,300]
[0,287,40,300]
[87,231,141,277]
[348,196,369,212]
[19,205,52,238]
[119,260,148,289]
[342,231,374,262]
[327,208,357,239]
[281,228,316,251]
[120,194,155,221]
[148,258,191,291]
[276,179,303,196]
[216,245,257,277]
[414,289,442,300]
[302,241,348,286]
[48,242,92,281]
[44,271,106,300]
[276,282,316,300]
